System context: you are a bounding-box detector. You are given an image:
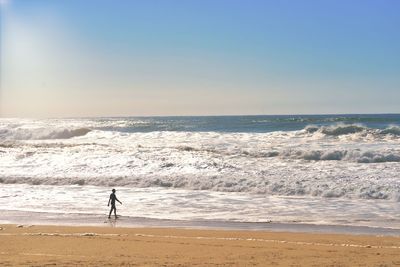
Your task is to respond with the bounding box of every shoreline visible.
[1,223,400,266]
[1,210,400,237]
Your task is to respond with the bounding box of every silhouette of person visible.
[108,189,122,219]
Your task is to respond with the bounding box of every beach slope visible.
[1,225,400,266]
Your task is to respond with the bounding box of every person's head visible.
[112,189,116,193]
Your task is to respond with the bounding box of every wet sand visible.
[1,224,400,266]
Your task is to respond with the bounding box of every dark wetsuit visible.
[108,192,120,218]
[110,193,117,207]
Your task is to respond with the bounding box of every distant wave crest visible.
[304,124,400,137]
[0,127,92,140]
[380,125,400,136]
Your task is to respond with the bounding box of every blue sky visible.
[1,0,399,117]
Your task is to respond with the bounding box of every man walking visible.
[108,189,122,219]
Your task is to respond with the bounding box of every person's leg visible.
[109,206,117,218]
[108,206,113,218]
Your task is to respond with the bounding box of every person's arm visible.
[108,196,111,206]
[116,197,122,205]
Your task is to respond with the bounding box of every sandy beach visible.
[1,224,400,266]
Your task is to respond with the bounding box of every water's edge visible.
[2,210,400,237]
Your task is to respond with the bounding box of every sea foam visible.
[0,118,400,201]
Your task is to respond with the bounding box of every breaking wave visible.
[174,146,400,163]
[1,172,399,202]
[381,125,400,136]
[279,150,400,163]
[0,127,92,140]
[304,124,400,137]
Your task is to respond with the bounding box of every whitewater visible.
[1,115,400,229]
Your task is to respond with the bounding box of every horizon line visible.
[1,112,400,120]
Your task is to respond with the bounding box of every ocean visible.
[1,114,400,231]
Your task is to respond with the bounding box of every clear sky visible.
[1,0,399,117]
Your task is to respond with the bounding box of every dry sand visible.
[1,224,400,266]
